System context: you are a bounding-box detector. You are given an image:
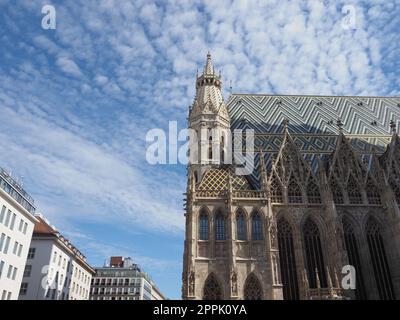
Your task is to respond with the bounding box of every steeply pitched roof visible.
[198,166,254,191]
[227,94,400,186]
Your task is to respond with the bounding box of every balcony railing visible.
[0,167,36,213]
[195,189,266,200]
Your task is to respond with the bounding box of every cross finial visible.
[390,119,396,134]
[337,118,343,132]
[283,118,289,130]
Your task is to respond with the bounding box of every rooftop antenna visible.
[229,80,232,94]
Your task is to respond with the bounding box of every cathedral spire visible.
[204,51,215,75]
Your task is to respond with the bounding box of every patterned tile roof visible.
[227,94,400,186]
[198,166,254,191]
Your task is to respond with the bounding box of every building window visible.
[342,216,366,299]
[366,177,381,205]
[244,273,263,300]
[18,219,23,231]
[236,211,247,240]
[330,178,344,204]
[0,206,6,224]
[23,265,31,277]
[23,222,28,235]
[252,212,263,240]
[13,241,18,255]
[278,218,299,300]
[0,260,4,278]
[288,178,302,203]
[199,211,209,240]
[366,217,395,299]
[303,218,327,288]
[307,178,322,203]
[270,175,283,203]
[215,212,225,240]
[18,244,23,257]
[4,210,11,227]
[27,248,36,259]
[203,273,222,300]
[19,283,28,296]
[347,175,363,204]
[10,213,16,230]
[0,233,5,252]
[3,236,10,254]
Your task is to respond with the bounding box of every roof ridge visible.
[229,93,400,99]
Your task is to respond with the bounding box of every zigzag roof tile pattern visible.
[227,94,400,186]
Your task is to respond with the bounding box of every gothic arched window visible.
[278,218,299,300]
[244,273,263,300]
[307,178,322,204]
[203,274,222,300]
[303,218,327,288]
[366,177,381,205]
[199,211,209,240]
[270,174,283,203]
[251,212,263,240]
[288,177,302,203]
[215,212,225,240]
[330,178,344,204]
[366,217,395,299]
[236,210,247,241]
[221,135,225,163]
[347,175,363,204]
[342,216,366,299]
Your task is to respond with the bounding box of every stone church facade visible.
[182,53,400,300]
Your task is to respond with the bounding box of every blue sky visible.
[0,0,399,299]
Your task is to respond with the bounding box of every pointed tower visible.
[188,53,230,184]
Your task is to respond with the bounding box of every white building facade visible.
[19,215,95,300]
[0,168,37,300]
[90,257,166,300]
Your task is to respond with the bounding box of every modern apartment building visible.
[19,215,95,300]
[90,256,166,300]
[0,168,37,300]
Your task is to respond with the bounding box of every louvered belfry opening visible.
[341,216,366,299]
[236,210,247,240]
[303,218,327,288]
[215,212,225,241]
[203,274,223,300]
[199,210,209,240]
[278,218,299,300]
[366,217,395,300]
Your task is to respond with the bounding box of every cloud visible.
[0,0,399,299]
[56,57,83,77]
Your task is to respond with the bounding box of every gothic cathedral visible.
[182,53,400,300]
